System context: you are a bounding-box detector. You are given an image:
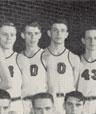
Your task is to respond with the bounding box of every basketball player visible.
[0,21,23,114]
[32,92,56,114]
[64,91,85,114]
[77,25,96,114]
[17,22,47,114]
[41,18,80,114]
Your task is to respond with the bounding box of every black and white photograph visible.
[0,0,96,114]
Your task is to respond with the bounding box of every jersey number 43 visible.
[81,69,96,80]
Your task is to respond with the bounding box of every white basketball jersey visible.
[78,56,96,97]
[42,48,76,95]
[17,49,47,98]
[6,52,22,98]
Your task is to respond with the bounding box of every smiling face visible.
[33,98,54,114]
[23,26,41,48]
[65,97,84,114]
[48,23,68,45]
[0,25,16,50]
[82,30,96,51]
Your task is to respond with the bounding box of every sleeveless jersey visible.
[17,49,47,98]
[78,56,96,97]
[6,52,22,98]
[42,48,77,95]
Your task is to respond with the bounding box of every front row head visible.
[0,89,11,114]
[0,90,85,114]
[64,91,85,114]
[32,91,85,114]
[32,93,55,114]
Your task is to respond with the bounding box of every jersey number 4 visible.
[30,65,38,76]
[81,69,96,80]
[57,62,66,74]
[8,66,14,77]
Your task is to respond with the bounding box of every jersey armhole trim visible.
[68,51,73,69]
[16,53,22,74]
[40,50,47,72]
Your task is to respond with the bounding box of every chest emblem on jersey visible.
[81,69,96,80]
[8,66,14,77]
[57,62,66,74]
[30,64,38,76]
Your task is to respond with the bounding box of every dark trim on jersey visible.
[5,52,15,59]
[48,47,66,56]
[23,48,41,58]
[16,53,22,74]
[68,51,73,69]
[83,55,96,63]
[41,50,47,71]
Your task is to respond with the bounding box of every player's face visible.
[0,99,10,114]
[24,26,41,47]
[34,98,54,114]
[83,30,96,51]
[48,23,68,44]
[0,26,16,50]
[65,97,84,114]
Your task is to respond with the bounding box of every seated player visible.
[64,91,85,114]
[41,18,80,114]
[17,21,47,114]
[0,89,11,114]
[77,25,96,114]
[0,20,23,114]
[32,92,57,114]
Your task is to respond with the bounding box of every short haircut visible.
[65,91,85,104]
[83,24,96,38]
[48,18,68,30]
[0,89,11,99]
[0,20,16,30]
[23,21,41,32]
[32,92,54,107]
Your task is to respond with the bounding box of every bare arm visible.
[69,52,80,90]
[0,49,12,90]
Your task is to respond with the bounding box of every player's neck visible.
[24,46,40,57]
[49,42,65,54]
[84,49,96,61]
[3,49,14,58]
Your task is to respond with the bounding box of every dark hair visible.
[48,18,68,30]
[32,92,54,107]
[65,91,85,104]
[82,24,96,38]
[23,21,41,32]
[0,89,11,99]
[0,20,16,30]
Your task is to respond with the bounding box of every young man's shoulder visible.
[68,50,80,68]
[41,48,50,57]
[17,51,29,64]
[0,47,4,61]
[68,49,80,59]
